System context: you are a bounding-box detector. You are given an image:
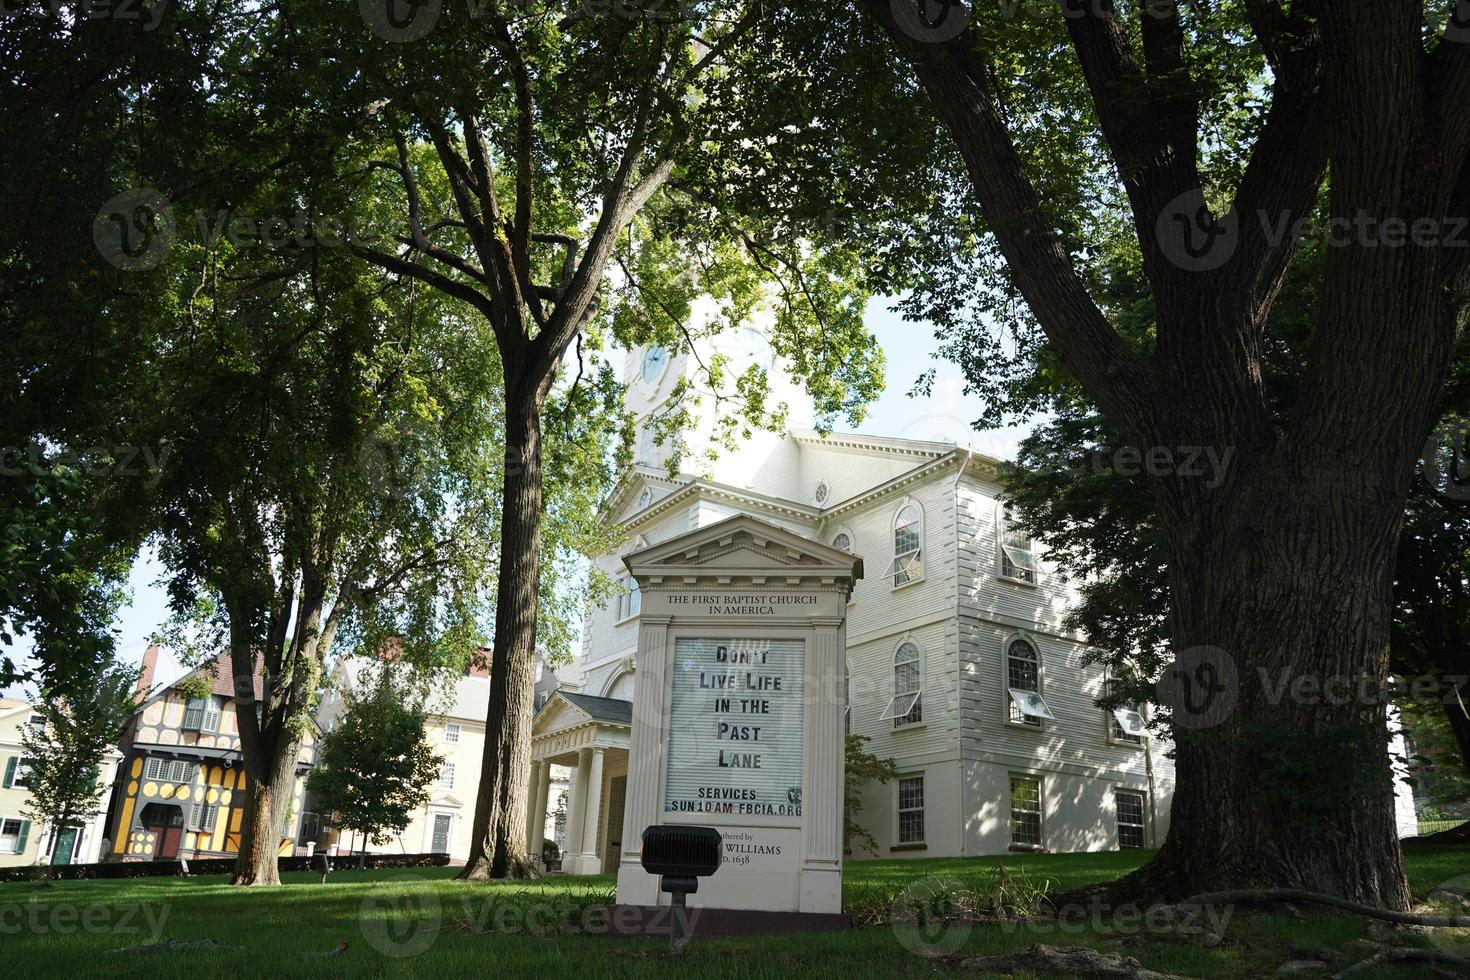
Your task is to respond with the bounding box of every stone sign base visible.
[604,904,851,938]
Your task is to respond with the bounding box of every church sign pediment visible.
[624,514,862,593]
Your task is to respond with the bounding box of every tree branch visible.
[864,0,1149,434]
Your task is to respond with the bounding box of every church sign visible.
[614,515,861,917]
[663,638,805,817]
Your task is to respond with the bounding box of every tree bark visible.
[459,396,544,880]
[230,729,301,886]
[1116,464,1414,907]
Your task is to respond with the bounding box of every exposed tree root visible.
[107,939,230,954]
[1333,947,1470,978]
[954,943,1199,979]
[456,852,541,882]
[1169,890,1470,928]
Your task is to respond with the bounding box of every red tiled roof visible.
[189,650,266,701]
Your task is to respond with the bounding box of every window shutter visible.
[16,820,29,854]
[2,756,14,788]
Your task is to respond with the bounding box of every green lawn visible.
[2,847,1468,978]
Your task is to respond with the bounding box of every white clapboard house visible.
[529,324,1176,874]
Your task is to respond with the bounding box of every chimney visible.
[137,644,160,700]
[467,647,491,678]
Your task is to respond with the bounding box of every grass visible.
[1,847,1468,978]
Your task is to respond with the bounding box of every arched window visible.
[606,670,636,701]
[891,502,923,586]
[881,641,923,727]
[831,531,852,553]
[1005,637,1053,727]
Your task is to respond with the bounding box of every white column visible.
[524,760,544,854]
[578,748,606,873]
[800,618,845,913]
[531,762,552,858]
[564,749,591,872]
[616,615,670,904]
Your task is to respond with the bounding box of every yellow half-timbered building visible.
[105,647,315,861]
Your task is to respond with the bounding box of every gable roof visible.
[556,691,632,725]
[624,512,864,586]
[134,650,266,716]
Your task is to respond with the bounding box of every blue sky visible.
[4,300,1036,697]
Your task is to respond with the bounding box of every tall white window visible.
[1116,790,1146,849]
[1010,775,1043,847]
[615,577,641,620]
[1006,638,1053,727]
[1000,503,1038,584]
[891,502,923,586]
[438,761,456,790]
[444,723,461,744]
[880,642,923,727]
[897,775,925,844]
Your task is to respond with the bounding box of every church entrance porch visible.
[528,691,632,875]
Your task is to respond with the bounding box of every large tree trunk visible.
[460,398,544,880]
[865,0,1465,910]
[1117,463,1416,907]
[230,729,302,886]
[1439,675,1470,777]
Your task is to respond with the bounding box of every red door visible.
[157,825,183,859]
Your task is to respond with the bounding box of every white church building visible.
[526,325,1175,876]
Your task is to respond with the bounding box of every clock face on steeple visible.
[641,346,669,386]
[734,327,775,373]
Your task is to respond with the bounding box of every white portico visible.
[528,691,632,875]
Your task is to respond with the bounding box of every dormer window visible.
[183,695,222,733]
